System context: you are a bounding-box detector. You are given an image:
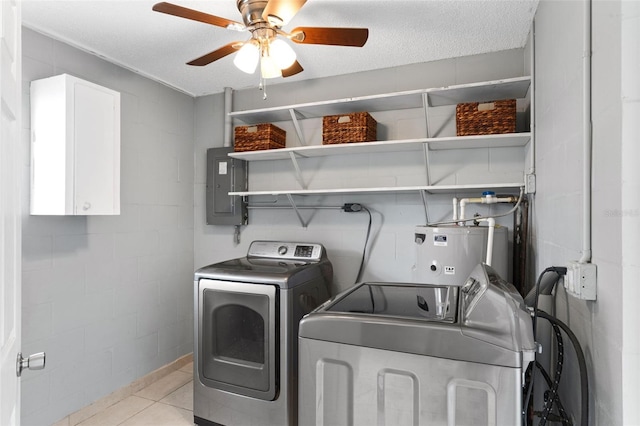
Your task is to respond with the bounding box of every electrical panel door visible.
[206,147,247,226]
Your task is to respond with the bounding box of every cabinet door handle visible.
[83,202,91,211]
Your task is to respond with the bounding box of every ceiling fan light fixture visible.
[269,39,296,69]
[233,42,259,74]
[151,1,368,96]
[260,55,282,79]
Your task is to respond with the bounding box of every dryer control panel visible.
[248,241,325,261]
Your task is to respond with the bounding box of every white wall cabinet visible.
[30,74,121,215]
[227,76,533,198]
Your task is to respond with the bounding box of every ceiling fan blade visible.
[262,0,307,26]
[282,60,304,78]
[187,43,241,67]
[290,27,368,47]
[152,2,244,30]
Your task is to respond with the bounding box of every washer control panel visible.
[248,241,324,261]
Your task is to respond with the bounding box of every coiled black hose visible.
[523,266,567,425]
[539,321,565,426]
[534,361,571,425]
[537,310,589,426]
[523,323,569,426]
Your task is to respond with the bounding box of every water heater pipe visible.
[452,197,458,221]
[457,195,517,224]
[223,87,233,148]
[475,218,496,266]
[430,188,523,227]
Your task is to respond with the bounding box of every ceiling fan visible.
[152,0,369,82]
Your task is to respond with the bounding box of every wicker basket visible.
[322,112,377,145]
[456,99,516,136]
[234,123,286,152]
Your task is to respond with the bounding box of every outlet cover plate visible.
[564,261,597,300]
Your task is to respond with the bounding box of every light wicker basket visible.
[322,112,377,145]
[456,99,516,136]
[234,123,286,152]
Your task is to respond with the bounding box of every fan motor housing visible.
[237,0,270,26]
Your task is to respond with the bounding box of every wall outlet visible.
[564,261,597,300]
[525,173,536,194]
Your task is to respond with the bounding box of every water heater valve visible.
[482,191,496,203]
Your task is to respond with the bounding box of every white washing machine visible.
[298,263,535,426]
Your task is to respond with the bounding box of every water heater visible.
[413,225,508,285]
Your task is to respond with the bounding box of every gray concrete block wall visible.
[20,27,195,425]
[532,0,639,424]
[620,1,640,424]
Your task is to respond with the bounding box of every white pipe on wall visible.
[223,87,233,148]
[579,0,593,264]
[529,21,536,176]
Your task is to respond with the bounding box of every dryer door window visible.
[198,279,278,401]
[213,303,265,365]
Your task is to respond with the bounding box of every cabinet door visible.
[73,80,120,215]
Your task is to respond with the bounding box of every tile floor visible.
[76,362,194,426]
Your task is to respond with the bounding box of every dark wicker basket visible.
[322,112,377,145]
[456,99,516,136]
[234,123,286,152]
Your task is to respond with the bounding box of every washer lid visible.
[323,282,457,323]
[300,265,535,368]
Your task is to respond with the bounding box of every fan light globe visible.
[233,42,259,74]
[260,55,282,79]
[269,39,297,69]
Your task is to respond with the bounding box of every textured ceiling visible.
[22,0,538,97]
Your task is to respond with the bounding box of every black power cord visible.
[342,203,372,283]
[533,266,568,337]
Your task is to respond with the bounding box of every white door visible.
[0,0,22,424]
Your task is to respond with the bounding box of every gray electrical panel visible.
[206,147,248,226]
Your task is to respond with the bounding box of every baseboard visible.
[52,352,193,426]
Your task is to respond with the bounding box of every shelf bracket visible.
[420,189,430,224]
[423,142,432,186]
[288,152,307,189]
[422,93,433,188]
[285,194,308,228]
[289,108,307,146]
[422,92,431,138]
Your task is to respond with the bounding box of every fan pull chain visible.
[260,76,268,100]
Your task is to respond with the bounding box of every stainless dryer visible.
[194,241,332,426]
[299,263,535,426]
